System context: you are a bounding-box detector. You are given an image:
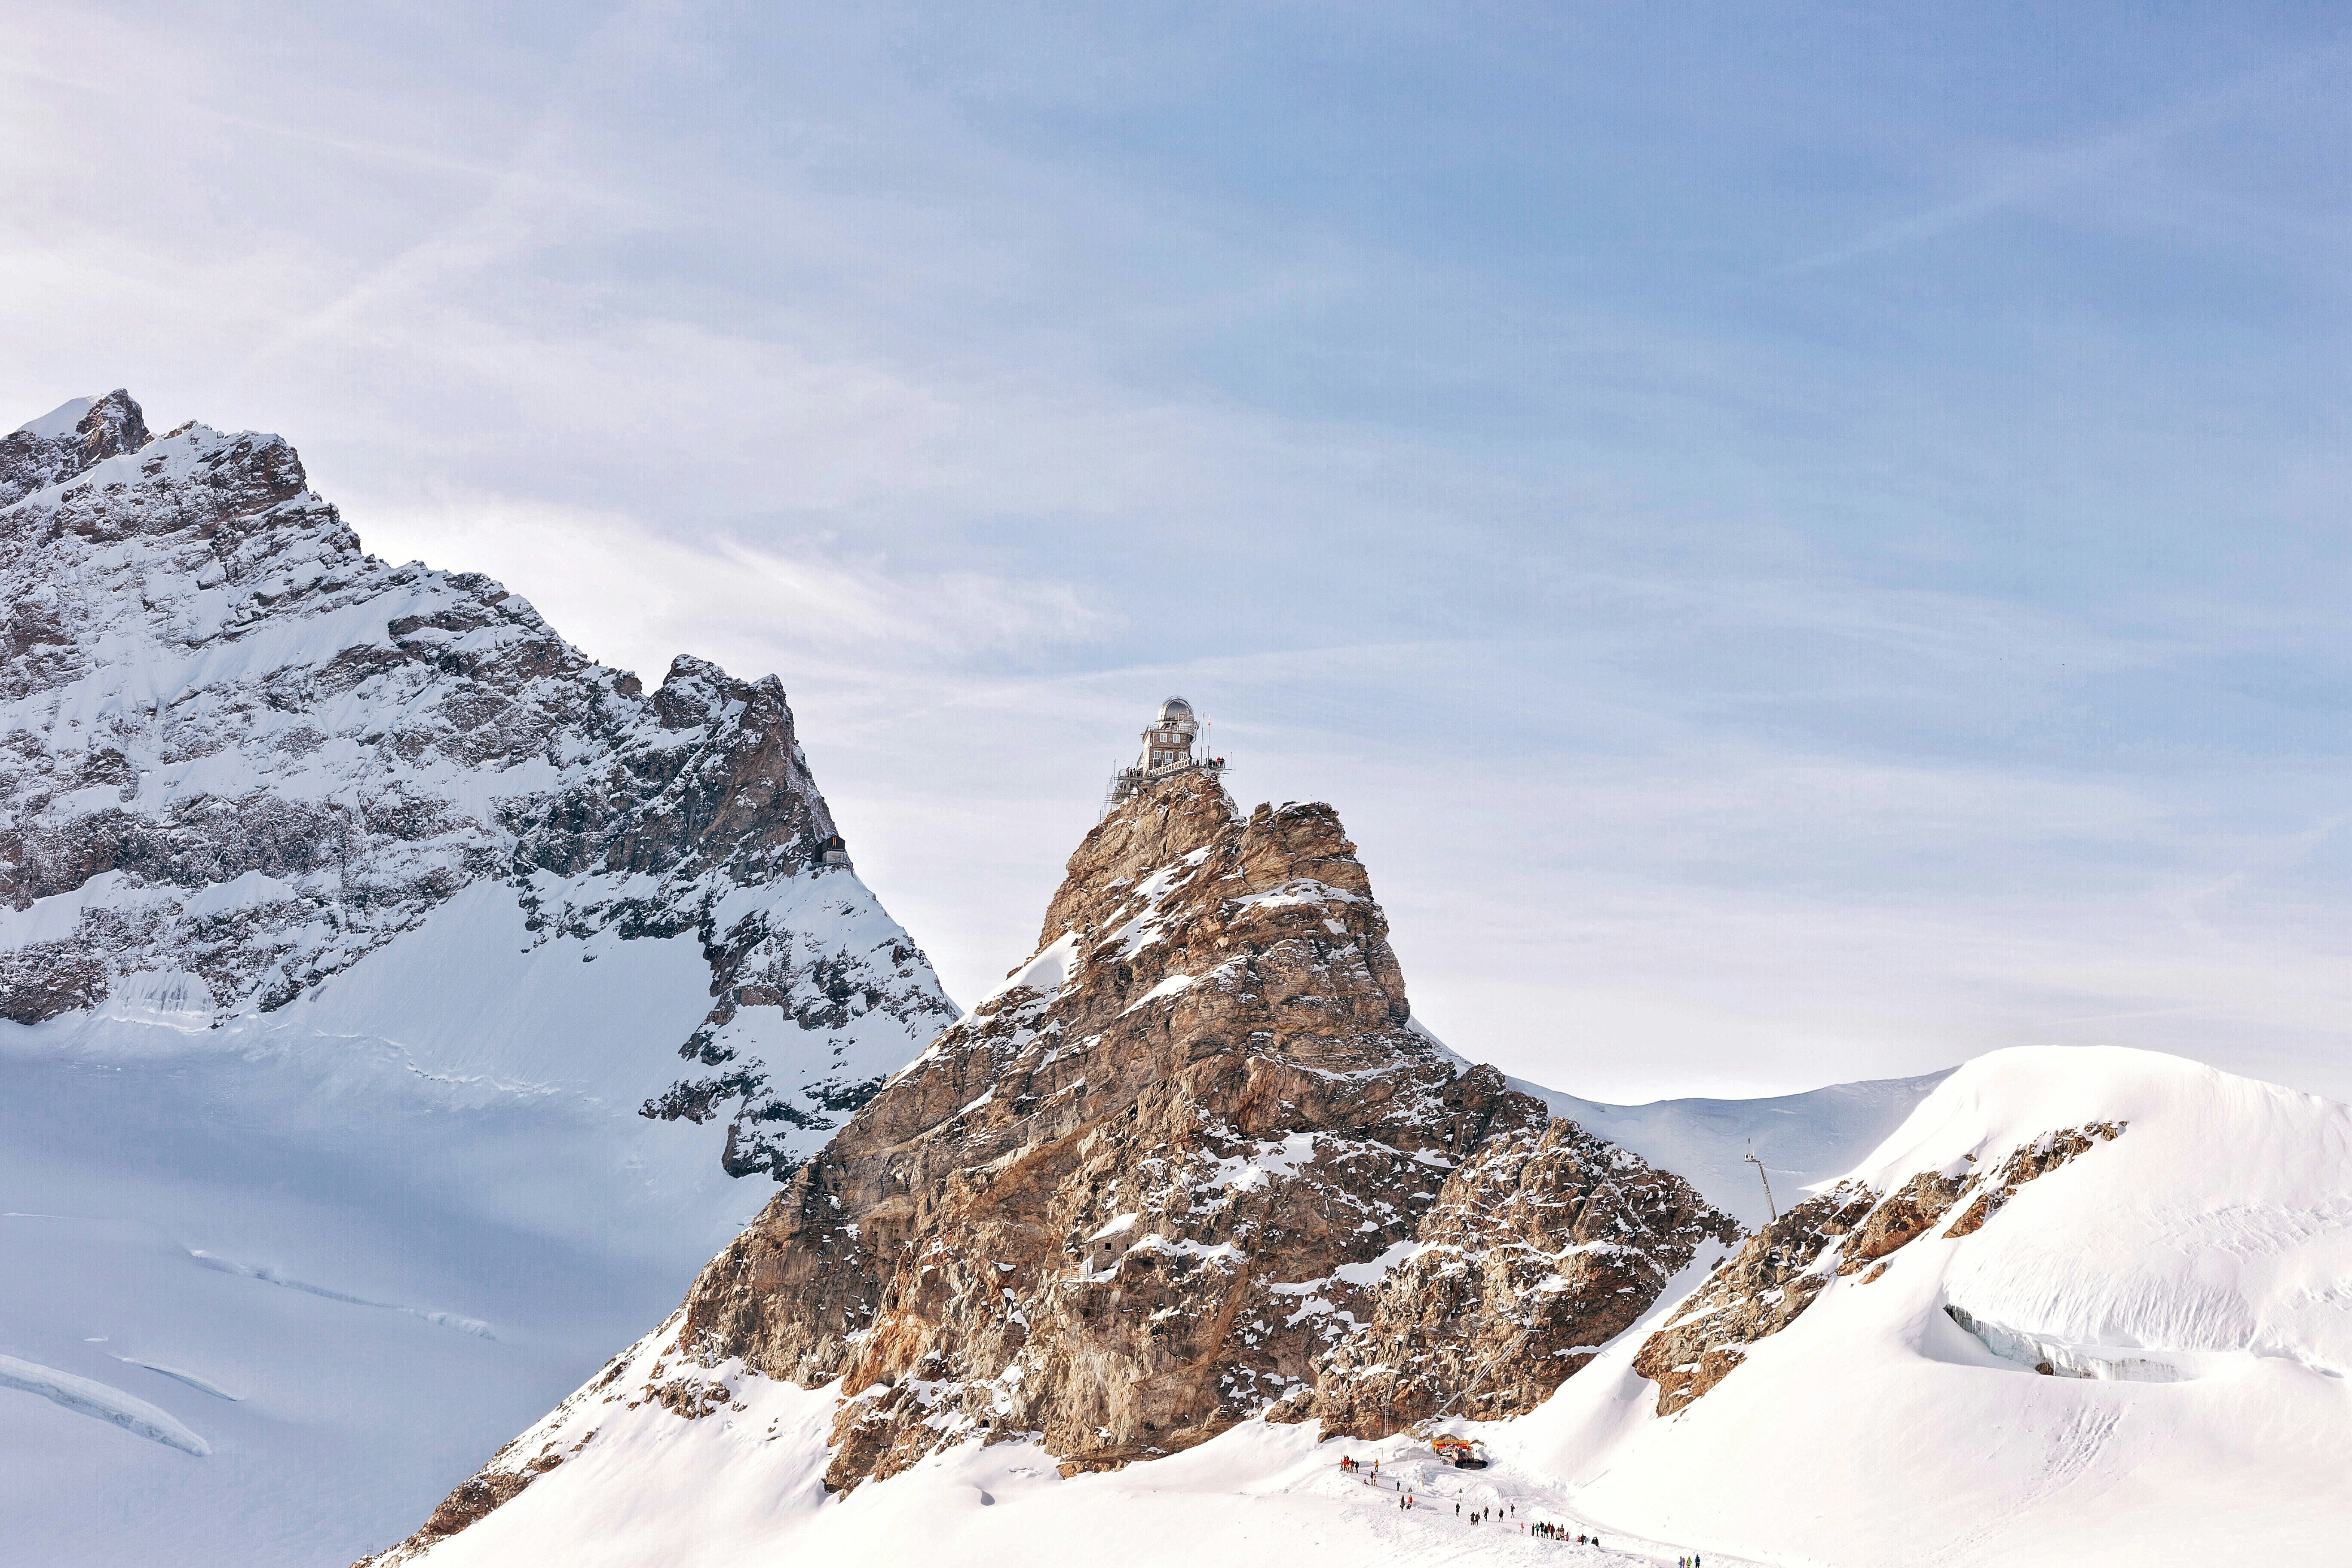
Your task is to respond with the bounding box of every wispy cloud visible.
[1779,45,2343,275]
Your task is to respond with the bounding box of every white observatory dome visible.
[1159,696,1194,723]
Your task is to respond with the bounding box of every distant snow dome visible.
[14,396,97,439]
[1158,696,1194,723]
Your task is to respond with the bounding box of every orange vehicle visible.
[1431,1435,1490,1469]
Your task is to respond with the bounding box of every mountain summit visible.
[0,391,953,1177]
[0,389,151,506]
[367,740,1735,1559]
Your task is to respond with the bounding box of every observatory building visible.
[1103,696,1225,814]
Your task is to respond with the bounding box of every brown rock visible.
[1631,1181,1877,1415]
[1943,1124,2126,1237]
[1309,1112,1738,1435]
[370,765,1737,1554]
[0,389,150,508]
[0,939,108,1024]
[681,771,1507,1488]
[415,1471,538,1543]
[678,771,1736,1487]
[1835,1168,1968,1275]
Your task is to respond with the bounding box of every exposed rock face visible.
[1632,1121,2131,1414]
[0,391,953,1174]
[412,1472,539,1546]
[683,770,1535,1487]
[1309,1112,1738,1432]
[1836,1168,1968,1275]
[1943,1122,2125,1237]
[1632,1182,1876,1415]
[375,766,1736,1554]
[0,390,149,507]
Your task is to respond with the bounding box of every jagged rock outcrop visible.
[1631,1181,1877,1414]
[1834,1167,1967,1275]
[1307,1112,1738,1432]
[0,389,149,508]
[1632,1120,2129,1413]
[373,766,1736,1557]
[1942,1122,2125,1237]
[680,770,1546,1487]
[0,392,954,1174]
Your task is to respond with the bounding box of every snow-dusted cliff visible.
[0,390,955,1177]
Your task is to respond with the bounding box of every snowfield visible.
[364,1044,2348,1568]
[0,870,898,1565]
[1511,1045,2352,1566]
[0,997,761,1565]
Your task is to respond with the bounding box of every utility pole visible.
[1745,1142,1778,1223]
[331,801,351,925]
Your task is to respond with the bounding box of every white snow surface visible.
[1510,1045,2352,1567]
[397,1312,1746,1568]
[0,1352,213,1456]
[0,836,941,1565]
[381,1045,2349,1568]
[15,395,98,439]
[0,933,779,1565]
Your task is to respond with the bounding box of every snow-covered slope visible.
[1422,1020,1950,1230]
[0,1033,747,1568]
[366,1045,2351,1568]
[0,391,958,1565]
[1514,1045,2352,1565]
[1523,1073,1951,1230]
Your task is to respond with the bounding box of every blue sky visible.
[5,2,2347,1099]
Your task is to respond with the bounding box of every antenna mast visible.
[1744,1142,1778,1223]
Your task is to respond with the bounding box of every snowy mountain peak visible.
[1,388,152,505]
[0,393,954,1177]
[1519,1044,2352,1563]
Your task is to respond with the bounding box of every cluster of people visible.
[1335,1455,1650,1553]
[1528,1520,1611,1549]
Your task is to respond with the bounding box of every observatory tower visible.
[1103,696,1224,814]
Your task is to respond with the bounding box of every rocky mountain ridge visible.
[1629,1118,2127,1412]
[369,765,1736,1560]
[0,391,953,1175]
